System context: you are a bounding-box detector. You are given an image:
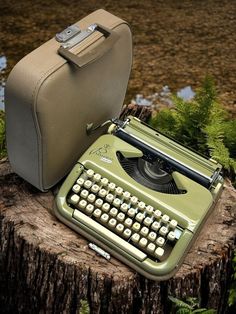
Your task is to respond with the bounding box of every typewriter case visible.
[5,9,132,191]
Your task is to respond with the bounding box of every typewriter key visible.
[147,243,156,253]
[117,212,125,222]
[156,237,165,247]
[139,237,148,247]
[155,247,164,258]
[131,233,140,243]
[140,226,149,237]
[116,223,124,233]
[84,180,92,189]
[132,222,141,232]
[108,218,117,228]
[169,219,178,229]
[124,218,133,227]
[70,194,80,205]
[109,207,118,217]
[151,221,161,231]
[123,228,132,238]
[72,184,81,193]
[148,231,157,242]
[167,231,176,241]
[136,213,145,222]
[80,189,89,199]
[86,169,94,178]
[85,204,94,214]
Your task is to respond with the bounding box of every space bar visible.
[73,209,147,261]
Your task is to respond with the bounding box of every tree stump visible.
[0,158,235,314]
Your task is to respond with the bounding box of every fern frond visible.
[168,296,193,310]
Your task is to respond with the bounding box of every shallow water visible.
[0,56,7,110]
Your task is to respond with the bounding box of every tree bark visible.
[0,158,235,314]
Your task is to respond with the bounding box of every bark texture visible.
[0,158,235,314]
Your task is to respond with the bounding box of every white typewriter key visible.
[116,223,124,233]
[144,217,153,227]
[98,188,107,198]
[159,226,168,236]
[124,218,133,228]
[80,189,89,199]
[151,221,161,231]
[94,173,101,182]
[138,201,145,211]
[146,205,154,215]
[70,194,80,205]
[87,193,96,203]
[78,199,87,209]
[113,198,121,208]
[91,184,100,194]
[84,180,92,189]
[120,203,129,213]
[117,212,125,222]
[155,247,164,258]
[108,182,116,191]
[130,196,138,205]
[86,169,94,178]
[72,184,81,194]
[156,236,165,247]
[161,214,170,224]
[140,226,149,237]
[123,191,131,200]
[147,243,156,253]
[101,177,109,186]
[127,208,136,217]
[105,193,114,203]
[108,218,117,228]
[109,207,118,217]
[154,210,162,219]
[76,178,85,186]
[131,233,140,243]
[139,237,148,248]
[148,231,157,242]
[102,203,110,212]
[95,198,103,208]
[174,228,182,240]
[167,231,176,241]
[101,213,109,223]
[93,208,102,218]
[132,222,141,232]
[169,219,178,229]
[115,187,123,196]
[123,228,132,238]
[136,213,145,222]
[85,204,94,214]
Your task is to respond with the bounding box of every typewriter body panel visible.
[55,116,224,280]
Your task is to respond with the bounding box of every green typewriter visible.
[55,116,224,280]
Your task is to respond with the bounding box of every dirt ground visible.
[1,0,236,116]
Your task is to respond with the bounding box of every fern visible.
[149,76,236,176]
[78,299,90,314]
[169,295,216,314]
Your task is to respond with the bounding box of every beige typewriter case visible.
[5,9,132,191]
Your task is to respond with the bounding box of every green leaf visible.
[176,309,192,314]
[168,296,193,310]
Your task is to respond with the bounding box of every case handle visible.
[58,24,119,68]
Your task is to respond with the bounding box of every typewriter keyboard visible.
[67,168,183,261]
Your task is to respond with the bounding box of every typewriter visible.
[54,115,224,280]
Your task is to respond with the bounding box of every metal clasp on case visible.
[56,24,100,49]
[55,25,81,43]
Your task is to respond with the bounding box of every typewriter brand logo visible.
[89,144,113,163]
